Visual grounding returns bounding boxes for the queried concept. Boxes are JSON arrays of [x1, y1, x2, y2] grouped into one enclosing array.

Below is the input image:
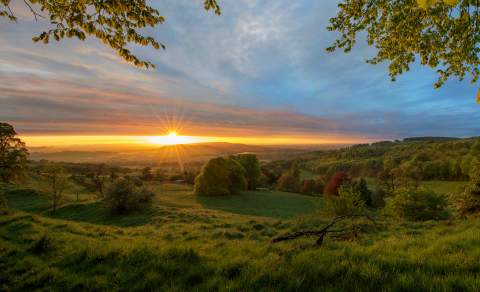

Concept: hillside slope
[[1, 183, 480, 291]]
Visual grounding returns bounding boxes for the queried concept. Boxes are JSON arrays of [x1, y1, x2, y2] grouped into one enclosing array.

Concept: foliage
[[42, 164, 69, 213], [0, 0, 220, 68], [260, 165, 282, 186], [301, 179, 315, 195], [183, 171, 197, 185], [300, 178, 324, 196], [104, 178, 154, 213], [0, 122, 29, 183], [385, 188, 449, 221], [194, 157, 247, 196], [325, 171, 351, 196], [89, 163, 108, 197], [276, 173, 301, 193], [350, 178, 373, 206], [455, 170, 480, 215], [141, 167, 153, 181], [295, 138, 477, 182], [231, 154, 261, 190], [328, 0, 480, 88], [326, 183, 366, 216]]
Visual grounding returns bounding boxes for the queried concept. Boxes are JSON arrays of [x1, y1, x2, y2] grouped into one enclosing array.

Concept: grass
[[198, 190, 318, 219], [1, 181, 480, 291]]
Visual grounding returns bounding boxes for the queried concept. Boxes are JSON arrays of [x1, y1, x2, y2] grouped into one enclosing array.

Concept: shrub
[[326, 184, 366, 216], [276, 173, 301, 193], [385, 188, 449, 221], [104, 178, 155, 213], [194, 157, 247, 196], [455, 172, 480, 215], [350, 178, 373, 206], [325, 172, 350, 196]]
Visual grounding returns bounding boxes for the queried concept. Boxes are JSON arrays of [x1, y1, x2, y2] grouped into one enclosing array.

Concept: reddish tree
[[301, 179, 315, 195], [325, 172, 351, 196]]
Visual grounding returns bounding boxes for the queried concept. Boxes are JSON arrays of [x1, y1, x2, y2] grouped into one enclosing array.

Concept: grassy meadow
[[1, 179, 480, 291]]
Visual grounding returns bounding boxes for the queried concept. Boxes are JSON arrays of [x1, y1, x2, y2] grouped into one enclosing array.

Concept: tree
[[455, 168, 480, 215], [42, 164, 68, 213], [312, 177, 326, 195], [0, 0, 220, 68], [350, 178, 373, 206], [325, 172, 351, 196], [104, 178, 154, 214], [290, 161, 301, 179], [91, 163, 107, 197], [141, 167, 153, 181], [0, 122, 29, 183], [326, 184, 366, 216], [328, 0, 480, 88], [301, 179, 315, 195], [276, 173, 301, 193], [231, 154, 261, 190], [385, 188, 449, 221], [194, 157, 247, 196]]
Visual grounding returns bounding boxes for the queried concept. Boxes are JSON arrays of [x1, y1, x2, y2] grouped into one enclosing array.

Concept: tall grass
[[1, 182, 479, 291]]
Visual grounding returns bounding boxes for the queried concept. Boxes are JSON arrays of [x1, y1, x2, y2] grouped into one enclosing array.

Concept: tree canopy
[[0, 0, 220, 68], [0, 122, 28, 183], [328, 0, 480, 88], [194, 157, 247, 196]]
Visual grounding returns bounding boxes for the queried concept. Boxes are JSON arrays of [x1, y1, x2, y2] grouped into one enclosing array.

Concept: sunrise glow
[[148, 132, 200, 145]]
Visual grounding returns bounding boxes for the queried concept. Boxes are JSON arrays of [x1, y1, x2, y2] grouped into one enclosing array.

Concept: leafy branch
[[0, 0, 221, 68]]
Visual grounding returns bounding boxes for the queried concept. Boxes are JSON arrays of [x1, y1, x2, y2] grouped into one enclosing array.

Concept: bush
[[455, 173, 480, 215], [325, 172, 350, 196], [385, 188, 449, 221], [194, 157, 247, 196], [104, 178, 155, 213], [276, 173, 301, 193], [326, 184, 366, 216], [350, 178, 373, 206]]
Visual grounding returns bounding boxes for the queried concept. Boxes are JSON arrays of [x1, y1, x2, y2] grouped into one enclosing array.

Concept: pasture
[[1, 181, 480, 291]]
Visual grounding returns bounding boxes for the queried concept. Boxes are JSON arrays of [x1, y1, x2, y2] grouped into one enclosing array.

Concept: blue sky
[[0, 0, 479, 143]]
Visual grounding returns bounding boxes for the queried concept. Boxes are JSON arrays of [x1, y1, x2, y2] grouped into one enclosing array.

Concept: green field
[[1, 182, 480, 291]]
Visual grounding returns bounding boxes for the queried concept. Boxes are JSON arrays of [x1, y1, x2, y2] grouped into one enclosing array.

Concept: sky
[[1, 0, 479, 146]]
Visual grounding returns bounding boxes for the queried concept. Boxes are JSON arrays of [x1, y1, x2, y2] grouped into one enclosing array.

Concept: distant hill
[[402, 137, 460, 142], [265, 136, 480, 181], [29, 142, 316, 166]]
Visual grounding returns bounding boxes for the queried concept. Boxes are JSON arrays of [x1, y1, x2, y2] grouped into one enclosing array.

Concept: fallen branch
[[271, 214, 377, 246]]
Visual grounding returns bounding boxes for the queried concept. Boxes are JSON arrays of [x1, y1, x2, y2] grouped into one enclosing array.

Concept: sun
[[148, 131, 197, 145]]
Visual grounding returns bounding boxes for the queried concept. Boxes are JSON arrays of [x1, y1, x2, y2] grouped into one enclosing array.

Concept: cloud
[[1, 0, 479, 141]]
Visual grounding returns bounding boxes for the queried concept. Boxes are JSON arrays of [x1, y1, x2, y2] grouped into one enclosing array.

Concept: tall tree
[[42, 164, 68, 213], [0, 0, 220, 68], [231, 154, 261, 190], [327, 0, 480, 88], [0, 122, 28, 183]]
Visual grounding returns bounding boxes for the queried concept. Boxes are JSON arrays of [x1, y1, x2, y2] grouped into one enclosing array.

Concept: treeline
[[266, 137, 480, 182]]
